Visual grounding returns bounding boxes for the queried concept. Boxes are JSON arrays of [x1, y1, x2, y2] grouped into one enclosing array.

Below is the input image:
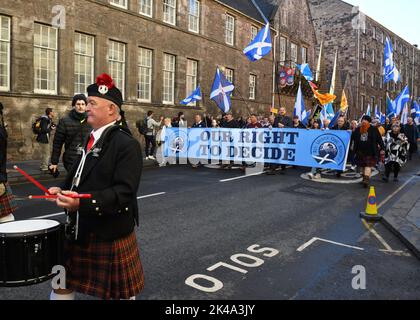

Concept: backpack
[[32, 117, 43, 135], [136, 118, 148, 136]]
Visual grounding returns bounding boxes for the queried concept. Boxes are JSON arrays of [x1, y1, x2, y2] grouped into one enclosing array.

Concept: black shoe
[[382, 176, 389, 183]]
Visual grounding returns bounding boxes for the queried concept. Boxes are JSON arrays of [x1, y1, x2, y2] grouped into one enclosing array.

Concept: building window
[[251, 26, 258, 41], [372, 49, 376, 63], [361, 95, 365, 111], [163, 0, 176, 25], [371, 97, 375, 108], [301, 46, 308, 64], [380, 75, 383, 89], [188, 0, 200, 33], [108, 40, 126, 98], [371, 73, 375, 87], [291, 42, 298, 64], [34, 23, 58, 95], [279, 36, 287, 65], [225, 14, 235, 46], [225, 67, 234, 84], [139, 0, 153, 17], [362, 44, 367, 59], [137, 47, 152, 102], [0, 15, 10, 91], [281, 9, 288, 26], [372, 27, 376, 40], [163, 53, 175, 104], [186, 59, 198, 105], [249, 74, 256, 100], [109, 0, 127, 9], [361, 70, 366, 84], [74, 33, 94, 94]]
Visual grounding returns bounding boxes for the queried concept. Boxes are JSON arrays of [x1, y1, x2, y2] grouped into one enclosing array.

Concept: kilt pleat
[[64, 231, 145, 300], [0, 183, 18, 218]]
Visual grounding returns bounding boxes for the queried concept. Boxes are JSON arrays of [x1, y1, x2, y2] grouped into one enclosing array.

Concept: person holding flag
[[403, 116, 420, 160]]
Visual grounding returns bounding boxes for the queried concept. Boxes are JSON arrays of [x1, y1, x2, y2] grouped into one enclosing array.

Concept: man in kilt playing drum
[[0, 102, 18, 224], [48, 74, 144, 300]]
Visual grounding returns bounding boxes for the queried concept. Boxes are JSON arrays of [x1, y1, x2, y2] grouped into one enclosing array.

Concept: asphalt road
[[1, 159, 419, 300]]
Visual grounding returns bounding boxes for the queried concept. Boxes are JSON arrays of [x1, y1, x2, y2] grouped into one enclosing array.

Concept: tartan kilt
[[64, 231, 145, 300], [356, 153, 378, 168], [0, 183, 18, 218]]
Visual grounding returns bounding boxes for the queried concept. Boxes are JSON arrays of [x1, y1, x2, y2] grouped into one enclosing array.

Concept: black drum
[[0, 219, 64, 287]]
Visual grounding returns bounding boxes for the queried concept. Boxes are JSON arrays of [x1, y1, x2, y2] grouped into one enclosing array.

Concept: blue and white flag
[[394, 86, 410, 116], [384, 37, 401, 84], [295, 63, 314, 82], [411, 101, 420, 125], [302, 110, 311, 127], [180, 85, 202, 105], [210, 68, 235, 113], [380, 113, 387, 125], [366, 104, 372, 117], [386, 93, 396, 118], [328, 110, 344, 129], [293, 82, 305, 121], [320, 107, 329, 128], [325, 103, 335, 120], [401, 104, 409, 125], [243, 23, 272, 62], [374, 105, 381, 119]]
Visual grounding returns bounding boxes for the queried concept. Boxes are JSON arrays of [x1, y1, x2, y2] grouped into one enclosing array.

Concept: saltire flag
[[380, 113, 387, 125], [366, 104, 371, 117], [293, 82, 305, 120], [328, 110, 343, 129], [243, 23, 272, 62], [302, 110, 312, 127], [384, 37, 401, 84], [180, 85, 202, 105], [320, 106, 331, 129], [311, 86, 336, 105], [210, 68, 235, 113], [411, 100, 420, 125], [401, 103, 409, 125], [296, 63, 314, 82], [374, 105, 381, 120], [394, 86, 410, 116], [386, 93, 396, 118], [325, 103, 335, 120]]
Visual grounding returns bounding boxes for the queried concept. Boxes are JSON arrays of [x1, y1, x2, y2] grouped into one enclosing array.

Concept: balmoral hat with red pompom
[[87, 73, 123, 108]]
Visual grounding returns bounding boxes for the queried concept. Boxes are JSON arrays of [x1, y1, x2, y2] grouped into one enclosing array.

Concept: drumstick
[[29, 194, 92, 200], [13, 166, 51, 194]]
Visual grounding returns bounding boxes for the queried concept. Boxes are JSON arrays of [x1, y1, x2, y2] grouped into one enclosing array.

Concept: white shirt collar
[[90, 121, 116, 145]]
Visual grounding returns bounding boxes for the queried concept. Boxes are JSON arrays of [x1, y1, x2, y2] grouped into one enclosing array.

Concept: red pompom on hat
[[87, 73, 123, 108]]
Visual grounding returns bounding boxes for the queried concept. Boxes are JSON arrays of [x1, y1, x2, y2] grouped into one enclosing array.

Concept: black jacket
[[63, 125, 143, 242], [352, 126, 385, 158], [36, 116, 54, 144], [0, 125, 7, 183], [221, 119, 239, 128], [274, 115, 293, 128], [332, 122, 350, 131], [51, 109, 92, 171], [192, 121, 207, 128]]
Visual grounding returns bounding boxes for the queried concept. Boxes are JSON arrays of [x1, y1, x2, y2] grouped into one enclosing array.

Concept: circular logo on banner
[[310, 134, 347, 167], [368, 196, 377, 205], [167, 129, 188, 154]]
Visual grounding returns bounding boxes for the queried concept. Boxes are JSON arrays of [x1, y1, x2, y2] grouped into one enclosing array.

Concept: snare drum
[[0, 219, 64, 287]]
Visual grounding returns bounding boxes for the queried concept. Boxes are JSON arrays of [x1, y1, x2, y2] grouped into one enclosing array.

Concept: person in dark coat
[[0, 103, 17, 223], [351, 115, 385, 188], [221, 113, 239, 129], [191, 114, 207, 128], [292, 116, 306, 129], [36, 108, 56, 172], [48, 74, 144, 300], [50, 94, 92, 173], [268, 107, 292, 175], [403, 117, 419, 160]]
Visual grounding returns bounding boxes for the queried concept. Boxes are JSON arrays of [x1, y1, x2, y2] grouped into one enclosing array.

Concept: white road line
[[361, 219, 393, 251], [30, 192, 166, 219], [137, 192, 166, 200], [297, 237, 365, 252], [379, 249, 411, 257], [220, 172, 264, 182], [377, 176, 416, 210]]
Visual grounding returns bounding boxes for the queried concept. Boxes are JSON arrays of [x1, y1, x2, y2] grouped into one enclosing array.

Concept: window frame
[[109, 0, 128, 9], [249, 74, 256, 100], [186, 58, 198, 106], [0, 15, 11, 92], [163, 0, 177, 26], [74, 32, 95, 95], [188, 0, 200, 33], [225, 14, 235, 46], [137, 47, 153, 103], [108, 39, 126, 99], [162, 53, 176, 105], [139, 0, 153, 17]]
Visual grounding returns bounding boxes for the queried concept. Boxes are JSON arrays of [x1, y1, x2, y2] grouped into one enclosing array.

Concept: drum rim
[[0, 219, 63, 237]]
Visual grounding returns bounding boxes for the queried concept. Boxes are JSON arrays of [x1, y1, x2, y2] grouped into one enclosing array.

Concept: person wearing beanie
[[47, 74, 144, 300], [50, 94, 92, 172], [351, 115, 385, 188]]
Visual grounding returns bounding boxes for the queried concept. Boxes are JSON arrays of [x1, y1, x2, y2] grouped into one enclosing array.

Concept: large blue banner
[[163, 128, 351, 171]]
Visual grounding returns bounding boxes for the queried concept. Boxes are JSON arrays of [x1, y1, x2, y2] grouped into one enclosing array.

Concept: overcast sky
[[344, 0, 419, 46]]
